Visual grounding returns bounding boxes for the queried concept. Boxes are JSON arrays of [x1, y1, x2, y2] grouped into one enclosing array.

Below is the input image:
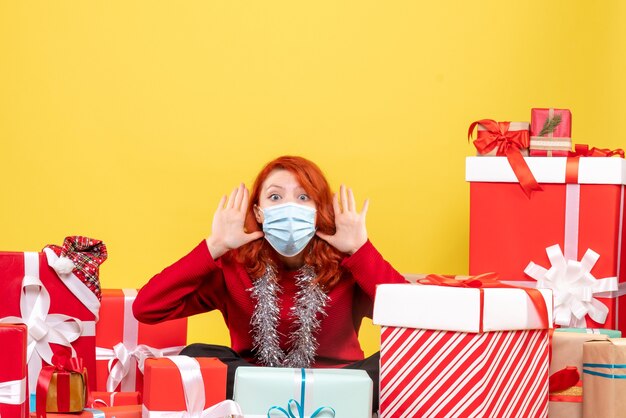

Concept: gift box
[[468, 119, 540, 198], [373, 277, 553, 418], [549, 330, 618, 418], [558, 328, 622, 338], [0, 324, 28, 418], [467, 155, 626, 332], [0, 238, 106, 400], [89, 392, 141, 408], [30, 405, 142, 418], [143, 356, 239, 418], [469, 120, 530, 156], [233, 367, 372, 418], [95, 289, 186, 393], [35, 357, 88, 417], [529, 108, 572, 156], [582, 338, 626, 418]]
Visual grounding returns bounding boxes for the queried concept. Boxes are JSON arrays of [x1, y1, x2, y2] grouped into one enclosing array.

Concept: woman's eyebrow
[[265, 184, 285, 190]]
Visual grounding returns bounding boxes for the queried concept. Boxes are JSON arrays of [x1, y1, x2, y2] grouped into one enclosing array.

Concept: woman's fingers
[[347, 187, 356, 212], [226, 186, 238, 209], [361, 198, 369, 219], [216, 195, 227, 212], [241, 186, 250, 212], [233, 183, 245, 210], [340, 184, 348, 213]]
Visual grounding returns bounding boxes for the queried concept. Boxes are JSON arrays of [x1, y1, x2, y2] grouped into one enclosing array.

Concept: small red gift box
[[530, 108, 572, 156], [95, 289, 187, 393], [0, 324, 28, 418], [373, 278, 552, 418], [0, 239, 104, 401], [89, 392, 141, 408], [30, 405, 141, 418], [467, 155, 626, 332], [143, 357, 240, 418]]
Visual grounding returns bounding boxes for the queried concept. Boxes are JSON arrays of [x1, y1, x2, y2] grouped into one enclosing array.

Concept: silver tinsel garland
[[249, 264, 329, 368]]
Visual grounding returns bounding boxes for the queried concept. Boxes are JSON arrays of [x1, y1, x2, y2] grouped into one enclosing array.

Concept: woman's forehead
[[262, 169, 304, 190]]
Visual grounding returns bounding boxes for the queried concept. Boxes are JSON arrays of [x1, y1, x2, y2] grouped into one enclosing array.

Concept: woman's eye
[[269, 194, 281, 201], [298, 194, 310, 201]]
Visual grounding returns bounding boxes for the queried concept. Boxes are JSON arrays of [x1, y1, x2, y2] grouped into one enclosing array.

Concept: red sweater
[[133, 240, 406, 367]]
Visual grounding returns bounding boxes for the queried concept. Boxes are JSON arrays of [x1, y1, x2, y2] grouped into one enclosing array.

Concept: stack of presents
[[1, 108, 626, 418]]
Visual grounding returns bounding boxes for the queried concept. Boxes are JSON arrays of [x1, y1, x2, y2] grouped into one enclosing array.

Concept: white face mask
[[260, 202, 317, 257]]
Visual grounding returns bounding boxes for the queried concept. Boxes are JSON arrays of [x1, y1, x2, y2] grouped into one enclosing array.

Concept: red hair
[[235, 156, 344, 289]]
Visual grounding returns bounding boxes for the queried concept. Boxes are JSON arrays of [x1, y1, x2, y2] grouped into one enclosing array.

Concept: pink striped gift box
[[373, 282, 553, 418]]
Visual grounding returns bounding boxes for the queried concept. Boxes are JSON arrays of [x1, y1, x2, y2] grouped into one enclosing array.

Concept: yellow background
[[1, 1, 625, 356]]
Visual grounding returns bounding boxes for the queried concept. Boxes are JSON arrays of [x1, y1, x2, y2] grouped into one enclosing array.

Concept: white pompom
[[53, 256, 75, 274]]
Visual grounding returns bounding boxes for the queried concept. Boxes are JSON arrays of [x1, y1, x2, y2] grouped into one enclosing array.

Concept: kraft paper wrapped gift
[[548, 330, 620, 418], [467, 155, 626, 332], [143, 356, 240, 418], [30, 405, 142, 418], [529, 108, 572, 156], [373, 278, 553, 418], [0, 237, 106, 401], [95, 289, 186, 393], [582, 338, 626, 418], [89, 392, 141, 408], [0, 324, 28, 418], [233, 367, 372, 418]]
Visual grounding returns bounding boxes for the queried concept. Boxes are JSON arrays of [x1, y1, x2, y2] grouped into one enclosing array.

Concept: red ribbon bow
[[36, 355, 89, 418], [419, 272, 550, 332], [549, 366, 580, 394], [569, 144, 625, 158], [565, 144, 625, 184], [468, 120, 542, 198]]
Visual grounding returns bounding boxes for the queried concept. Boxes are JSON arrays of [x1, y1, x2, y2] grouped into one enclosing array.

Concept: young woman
[[133, 155, 406, 411]]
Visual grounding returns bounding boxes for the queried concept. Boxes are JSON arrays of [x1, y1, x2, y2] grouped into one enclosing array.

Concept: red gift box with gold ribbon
[[95, 289, 187, 394], [467, 149, 626, 333], [0, 324, 28, 418]]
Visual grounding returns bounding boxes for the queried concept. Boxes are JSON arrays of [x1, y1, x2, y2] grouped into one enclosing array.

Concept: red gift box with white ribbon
[[143, 356, 240, 418], [373, 277, 553, 418], [95, 289, 187, 393], [0, 324, 28, 418], [467, 152, 626, 332], [0, 241, 103, 403]]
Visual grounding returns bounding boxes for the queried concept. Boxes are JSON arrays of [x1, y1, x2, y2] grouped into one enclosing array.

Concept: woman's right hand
[[206, 183, 264, 259]]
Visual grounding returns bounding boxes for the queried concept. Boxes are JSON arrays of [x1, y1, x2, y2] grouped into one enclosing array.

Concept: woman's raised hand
[[206, 183, 264, 259], [316, 185, 369, 255]]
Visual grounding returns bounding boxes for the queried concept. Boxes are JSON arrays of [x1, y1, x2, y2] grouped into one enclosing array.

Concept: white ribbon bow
[[0, 378, 26, 405], [143, 356, 243, 418], [525, 244, 618, 328], [96, 343, 185, 392], [0, 252, 84, 393]]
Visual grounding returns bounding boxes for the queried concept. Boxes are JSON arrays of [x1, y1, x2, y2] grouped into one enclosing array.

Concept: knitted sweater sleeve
[[133, 240, 227, 324], [340, 239, 406, 301]]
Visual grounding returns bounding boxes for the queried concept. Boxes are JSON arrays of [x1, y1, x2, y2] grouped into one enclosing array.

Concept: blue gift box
[[233, 367, 372, 418]]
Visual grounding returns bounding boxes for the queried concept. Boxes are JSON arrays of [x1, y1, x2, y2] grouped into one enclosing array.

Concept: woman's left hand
[[316, 185, 369, 255]]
